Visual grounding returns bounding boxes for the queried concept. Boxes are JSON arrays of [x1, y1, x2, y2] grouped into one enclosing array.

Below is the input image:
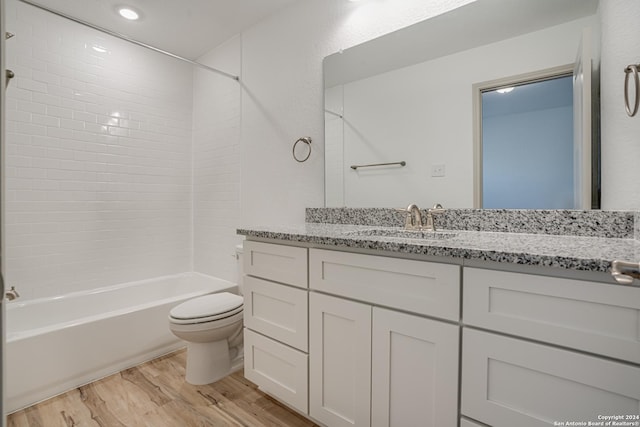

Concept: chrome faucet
[[399, 203, 445, 231], [404, 204, 423, 230], [424, 203, 445, 231], [5, 286, 20, 301]]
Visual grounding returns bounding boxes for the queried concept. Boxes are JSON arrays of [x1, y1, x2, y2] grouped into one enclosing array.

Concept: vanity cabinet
[[461, 268, 640, 427], [242, 241, 309, 414], [241, 239, 640, 427], [309, 249, 460, 427]]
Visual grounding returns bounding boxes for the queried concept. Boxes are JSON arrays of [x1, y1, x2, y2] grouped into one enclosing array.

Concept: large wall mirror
[[324, 0, 600, 209]]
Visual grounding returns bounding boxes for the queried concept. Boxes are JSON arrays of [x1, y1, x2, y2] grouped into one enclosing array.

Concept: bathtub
[[5, 272, 238, 413]]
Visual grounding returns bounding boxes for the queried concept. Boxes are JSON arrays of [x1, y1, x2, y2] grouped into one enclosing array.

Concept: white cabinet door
[[462, 328, 640, 427], [310, 292, 372, 427], [371, 308, 459, 427]]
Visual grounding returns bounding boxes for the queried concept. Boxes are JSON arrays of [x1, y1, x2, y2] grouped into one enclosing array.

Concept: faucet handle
[[428, 203, 445, 214], [424, 203, 445, 231], [5, 286, 20, 301], [395, 207, 413, 229]]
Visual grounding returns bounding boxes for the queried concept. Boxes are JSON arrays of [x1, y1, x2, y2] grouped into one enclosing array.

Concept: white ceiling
[[23, 0, 300, 60]]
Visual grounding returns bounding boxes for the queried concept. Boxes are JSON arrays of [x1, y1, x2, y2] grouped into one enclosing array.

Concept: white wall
[[239, 0, 476, 226], [182, 0, 478, 280], [4, 0, 194, 299], [237, 0, 640, 215], [329, 17, 592, 208], [192, 36, 242, 281], [324, 85, 344, 207], [600, 0, 640, 210]]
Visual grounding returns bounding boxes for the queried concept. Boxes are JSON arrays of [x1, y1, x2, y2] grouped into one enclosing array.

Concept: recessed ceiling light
[[118, 7, 139, 20], [92, 45, 107, 53]]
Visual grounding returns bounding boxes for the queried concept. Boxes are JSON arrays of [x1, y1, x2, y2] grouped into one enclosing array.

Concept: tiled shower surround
[[4, 1, 239, 299]]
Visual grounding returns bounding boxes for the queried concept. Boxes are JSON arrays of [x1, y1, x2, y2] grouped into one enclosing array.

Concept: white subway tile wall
[[5, 0, 195, 299]]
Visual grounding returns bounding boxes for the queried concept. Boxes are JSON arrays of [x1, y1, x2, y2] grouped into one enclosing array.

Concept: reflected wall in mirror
[[324, 0, 600, 209]]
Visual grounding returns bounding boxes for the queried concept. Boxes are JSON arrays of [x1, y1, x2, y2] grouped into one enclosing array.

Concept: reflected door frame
[[472, 64, 577, 208]]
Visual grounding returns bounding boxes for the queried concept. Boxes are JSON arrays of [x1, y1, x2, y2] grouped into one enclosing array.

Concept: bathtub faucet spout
[[5, 286, 20, 301]]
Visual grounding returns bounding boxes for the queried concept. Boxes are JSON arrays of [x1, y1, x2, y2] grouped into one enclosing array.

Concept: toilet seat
[[169, 292, 243, 325]]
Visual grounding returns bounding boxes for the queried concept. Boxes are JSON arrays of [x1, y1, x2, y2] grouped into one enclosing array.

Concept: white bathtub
[[5, 272, 238, 413]]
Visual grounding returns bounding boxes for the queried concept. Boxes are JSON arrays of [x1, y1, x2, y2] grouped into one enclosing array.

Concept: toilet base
[[185, 340, 231, 385]]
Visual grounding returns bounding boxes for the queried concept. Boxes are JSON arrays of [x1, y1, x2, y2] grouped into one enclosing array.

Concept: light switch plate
[[431, 164, 446, 177]]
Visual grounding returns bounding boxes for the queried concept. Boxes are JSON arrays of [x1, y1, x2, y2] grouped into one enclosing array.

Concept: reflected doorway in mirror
[[473, 59, 600, 210]]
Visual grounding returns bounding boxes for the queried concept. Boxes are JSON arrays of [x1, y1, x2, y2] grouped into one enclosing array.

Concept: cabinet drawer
[[461, 328, 640, 427], [244, 276, 308, 352], [310, 249, 460, 321], [463, 268, 640, 363], [244, 241, 308, 288], [460, 418, 488, 427], [244, 329, 308, 414]]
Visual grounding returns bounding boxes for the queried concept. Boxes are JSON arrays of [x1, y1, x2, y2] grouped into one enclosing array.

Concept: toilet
[[168, 246, 245, 385]]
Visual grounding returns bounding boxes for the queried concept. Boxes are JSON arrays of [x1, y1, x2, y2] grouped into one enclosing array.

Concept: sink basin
[[345, 228, 457, 240]]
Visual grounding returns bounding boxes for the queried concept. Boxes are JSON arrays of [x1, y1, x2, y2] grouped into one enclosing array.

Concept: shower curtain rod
[[16, 0, 240, 81]]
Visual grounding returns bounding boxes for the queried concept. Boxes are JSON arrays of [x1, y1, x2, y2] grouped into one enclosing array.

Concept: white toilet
[[168, 246, 245, 385]]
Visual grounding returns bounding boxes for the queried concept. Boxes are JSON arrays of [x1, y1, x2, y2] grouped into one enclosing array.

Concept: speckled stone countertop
[[237, 222, 640, 273], [306, 208, 637, 239]]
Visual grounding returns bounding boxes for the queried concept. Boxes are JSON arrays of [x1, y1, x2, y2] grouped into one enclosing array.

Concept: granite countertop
[[237, 223, 640, 273]]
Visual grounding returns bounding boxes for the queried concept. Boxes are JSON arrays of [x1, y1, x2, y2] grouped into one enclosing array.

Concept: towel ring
[[293, 137, 312, 162], [624, 64, 639, 117]]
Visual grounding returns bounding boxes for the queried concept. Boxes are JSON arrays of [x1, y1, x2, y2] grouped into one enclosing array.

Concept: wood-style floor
[[7, 350, 318, 427]]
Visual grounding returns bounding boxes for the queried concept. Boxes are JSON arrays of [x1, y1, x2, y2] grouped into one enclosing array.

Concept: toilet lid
[[170, 292, 243, 320]]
